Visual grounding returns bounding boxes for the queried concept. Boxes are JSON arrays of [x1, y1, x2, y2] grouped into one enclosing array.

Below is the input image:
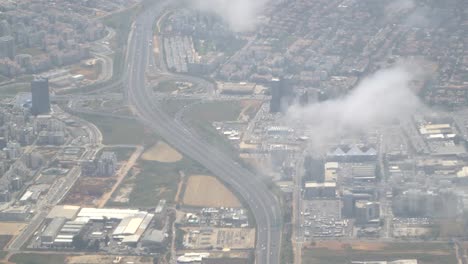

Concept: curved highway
[[125, 2, 283, 264]]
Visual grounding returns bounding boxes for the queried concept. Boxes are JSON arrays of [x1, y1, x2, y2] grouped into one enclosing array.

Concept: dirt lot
[[0, 222, 26, 236], [183, 175, 241, 208], [63, 177, 115, 206], [308, 240, 386, 251], [238, 100, 262, 121], [67, 255, 153, 264], [141, 141, 182, 163], [182, 227, 255, 250]]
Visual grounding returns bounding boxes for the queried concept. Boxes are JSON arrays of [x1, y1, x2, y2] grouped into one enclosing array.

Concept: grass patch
[[183, 101, 242, 159], [0, 235, 12, 249], [302, 242, 457, 264], [77, 113, 156, 145], [0, 83, 30, 96], [153, 80, 179, 93], [159, 99, 199, 117], [9, 253, 67, 264]]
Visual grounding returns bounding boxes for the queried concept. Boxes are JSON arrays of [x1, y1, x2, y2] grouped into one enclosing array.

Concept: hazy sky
[[190, 0, 269, 32]]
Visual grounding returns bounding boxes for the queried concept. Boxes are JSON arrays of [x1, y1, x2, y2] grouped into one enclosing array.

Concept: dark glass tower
[[31, 77, 50, 115]]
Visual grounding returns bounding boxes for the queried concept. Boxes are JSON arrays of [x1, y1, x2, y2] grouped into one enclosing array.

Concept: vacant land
[[78, 113, 155, 145], [185, 101, 242, 123], [141, 141, 183, 163], [9, 253, 67, 264], [110, 158, 208, 208], [0, 222, 25, 236], [238, 100, 262, 121], [183, 175, 241, 208], [159, 98, 199, 117], [64, 177, 115, 206], [183, 101, 242, 159], [68, 255, 153, 264], [303, 241, 457, 264]]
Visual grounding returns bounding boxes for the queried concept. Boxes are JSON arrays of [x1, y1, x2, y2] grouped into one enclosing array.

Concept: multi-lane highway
[[125, 2, 283, 263]]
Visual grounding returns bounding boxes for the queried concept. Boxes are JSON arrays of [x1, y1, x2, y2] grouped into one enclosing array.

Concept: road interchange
[[125, 2, 283, 263]]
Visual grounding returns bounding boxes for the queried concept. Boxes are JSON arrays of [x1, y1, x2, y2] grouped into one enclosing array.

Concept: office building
[[269, 77, 294, 113], [0, 36, 15, 59], [31, 77, 50, 115]]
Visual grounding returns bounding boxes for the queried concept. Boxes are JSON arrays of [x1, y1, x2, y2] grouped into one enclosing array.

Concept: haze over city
[[0, 0, 465, 264]]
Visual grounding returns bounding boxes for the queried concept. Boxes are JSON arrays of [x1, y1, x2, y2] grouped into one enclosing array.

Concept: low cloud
[[286, 64, 426, 149]]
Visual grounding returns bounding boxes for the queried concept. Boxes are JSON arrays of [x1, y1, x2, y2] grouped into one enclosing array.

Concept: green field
[[183, 101, 242, 159], [302, 242, 457, 264], [159, 99, 199, 117], [9, 253, 66, 264], [78, 113, 156, 145]]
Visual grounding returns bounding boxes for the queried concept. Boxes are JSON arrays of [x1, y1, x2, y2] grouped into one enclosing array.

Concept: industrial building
[[39, 206, 158, 249], [218, 82, 256, 95], [327, 145, 377, 162], [31, 77, 50, 115], [41, 217, 67, 244], [177, 252, 210, 263], [0, 205, 31, 221], [354, 201, 380, 225], [351, 164, 377, 182], [112, 211, 154, 245]]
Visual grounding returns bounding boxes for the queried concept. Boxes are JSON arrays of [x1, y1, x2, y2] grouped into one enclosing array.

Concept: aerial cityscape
[[0, 0, 466, 263]]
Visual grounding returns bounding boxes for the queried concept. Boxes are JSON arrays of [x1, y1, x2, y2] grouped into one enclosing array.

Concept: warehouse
[[41, 217, 66, 244], [77, 208, 142, 220], [113, 212, 154, 245]]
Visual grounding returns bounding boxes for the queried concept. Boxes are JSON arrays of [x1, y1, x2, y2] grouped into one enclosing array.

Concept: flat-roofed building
[[41, 217, 66, 244], [47, 205, 80, 220], [304, 182, 336, 199]]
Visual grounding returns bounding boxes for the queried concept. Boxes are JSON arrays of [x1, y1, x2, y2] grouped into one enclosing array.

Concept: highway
[[125, 2, 283, 264]]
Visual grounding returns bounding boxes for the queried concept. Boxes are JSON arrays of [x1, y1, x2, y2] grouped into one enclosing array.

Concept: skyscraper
[[269, 78, 282, 113], [0, 35, 15, 59], [269, 76, 294, 113], [31, 77, 50, 115]]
